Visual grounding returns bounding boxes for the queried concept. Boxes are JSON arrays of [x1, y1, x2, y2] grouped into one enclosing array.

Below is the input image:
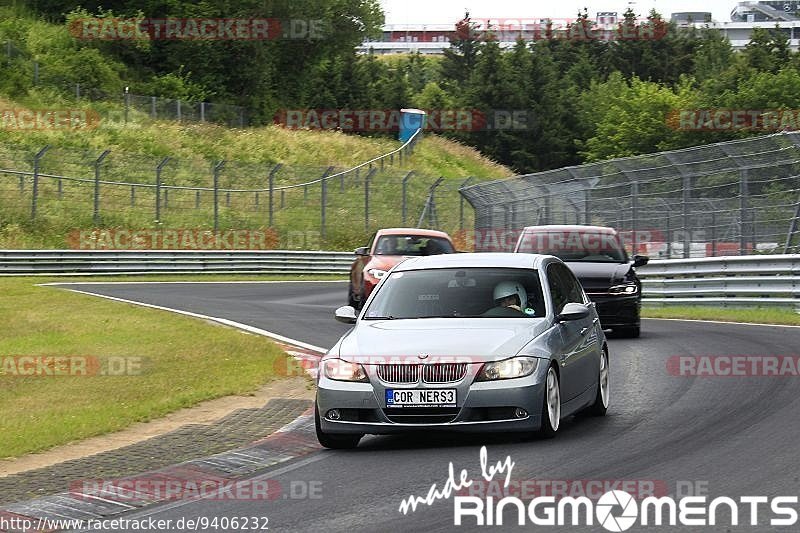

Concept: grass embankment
[[0, 276, 313, 459], [0, 91, 511, 250], [642, 306, 800, 326]]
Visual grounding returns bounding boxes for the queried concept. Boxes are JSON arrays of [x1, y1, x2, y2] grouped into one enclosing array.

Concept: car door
[[351, 232, 377, 300], [548, 263, 595, 401], [559, 263, 601, 398]]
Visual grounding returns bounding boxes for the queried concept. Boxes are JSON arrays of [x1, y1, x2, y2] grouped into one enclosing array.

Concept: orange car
[[348, 228, 456, 309]]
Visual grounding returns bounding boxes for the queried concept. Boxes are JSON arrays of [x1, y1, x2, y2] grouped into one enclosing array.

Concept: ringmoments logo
[[396, 448, 800, 529]]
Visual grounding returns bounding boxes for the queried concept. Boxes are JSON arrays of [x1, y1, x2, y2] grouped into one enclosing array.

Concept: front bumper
[[316, 362, 548, 435], [588, 294, 641, 329]]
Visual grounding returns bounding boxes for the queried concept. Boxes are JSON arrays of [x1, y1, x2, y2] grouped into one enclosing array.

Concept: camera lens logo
[[596, 490, 638, 532]]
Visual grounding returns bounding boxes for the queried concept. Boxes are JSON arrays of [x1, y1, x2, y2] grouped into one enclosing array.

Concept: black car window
[[517, 230, 628, 263], [547, 263, 569, 314], [557, 263, 586, 304]]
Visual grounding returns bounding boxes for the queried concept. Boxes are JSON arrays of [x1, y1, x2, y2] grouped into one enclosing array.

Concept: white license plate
[[385, 388, 456, 407]]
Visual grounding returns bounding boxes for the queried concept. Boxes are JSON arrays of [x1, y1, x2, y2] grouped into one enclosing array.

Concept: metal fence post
[[320, 166, 334, 240], [631, 180, 639, 253], [123, 87, 129, 123], [268, 164, 281, 226], [130, 185, 135, 207], [402, 171, 415, 225], [459, 177, 474, 230], [212, 160, 226, 231], [200, 102, 205, 122], [364, 168, 377, 232], [682, 175, 692, 258], [155, 157, 169, 224], [151, 96, 157, 119], [739, 169, 749, 255], [784, 192, 800, 254], [30, 145, 50, 220], [93, 150, 110, 224]]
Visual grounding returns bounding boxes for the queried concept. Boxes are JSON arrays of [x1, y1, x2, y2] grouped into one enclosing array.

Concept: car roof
[[520, 224, 618, 234], [375, 227, 452, 240], [394, 252, 553, 271]]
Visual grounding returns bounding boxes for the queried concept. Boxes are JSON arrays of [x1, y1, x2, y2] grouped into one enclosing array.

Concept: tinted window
[[547, 263, 569, 314], [547, 263, 584, 314], [517, 230, 627, 263], [557, 263, 586, 304], [363, 268, 545, 319], [374, 235, 455, 256]]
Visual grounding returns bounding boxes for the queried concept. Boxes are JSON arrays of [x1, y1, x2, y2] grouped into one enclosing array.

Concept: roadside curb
[[0, 406, 319, 532]]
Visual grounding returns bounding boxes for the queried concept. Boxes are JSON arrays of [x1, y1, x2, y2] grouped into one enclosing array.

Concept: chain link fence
[[2, 39, 252, 127], [460, 132, 800, 258], [0, 130, 478, 249]]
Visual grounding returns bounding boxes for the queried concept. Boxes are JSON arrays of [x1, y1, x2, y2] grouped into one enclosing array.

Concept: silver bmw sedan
[[315, 252, 609, 449]]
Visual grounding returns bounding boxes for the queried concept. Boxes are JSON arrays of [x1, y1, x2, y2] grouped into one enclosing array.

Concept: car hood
[[564, 261, 632, 291], [366, 255, 408, 271], [335, 318, 551, 363]]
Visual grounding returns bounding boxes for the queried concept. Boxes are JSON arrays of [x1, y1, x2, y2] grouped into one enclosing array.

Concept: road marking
[[40, 280, 347, 285], [644, 317, 800, 329], [50, 287, 328, 353]]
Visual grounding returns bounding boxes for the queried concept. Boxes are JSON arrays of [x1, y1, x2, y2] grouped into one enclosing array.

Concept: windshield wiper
[[362, 315, 397, 320]]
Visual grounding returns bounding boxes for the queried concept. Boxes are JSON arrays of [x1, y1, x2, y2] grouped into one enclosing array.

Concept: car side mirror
[[632, 255, 649, 268], [334, 305, 358, 324], [354, 246, 369, 256], [557, 302, 590, 322]]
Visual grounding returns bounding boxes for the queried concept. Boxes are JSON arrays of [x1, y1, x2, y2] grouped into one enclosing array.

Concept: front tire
[[315, 404, 362, 449], [587, 349, 609, 416], [538, 365, 561, 438]]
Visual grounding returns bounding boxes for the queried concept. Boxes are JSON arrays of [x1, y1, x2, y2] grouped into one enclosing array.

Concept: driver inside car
[[483, 281, 531, 317]]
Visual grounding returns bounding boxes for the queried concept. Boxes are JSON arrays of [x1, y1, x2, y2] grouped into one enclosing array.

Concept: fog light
[[327, 409, 341, 420], [515, 408, 528, 419]]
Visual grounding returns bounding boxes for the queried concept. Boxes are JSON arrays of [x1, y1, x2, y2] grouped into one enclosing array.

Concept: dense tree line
[[8, 3, 800, 171]]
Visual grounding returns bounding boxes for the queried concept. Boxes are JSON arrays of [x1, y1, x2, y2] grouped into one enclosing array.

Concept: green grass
[[0, 103, 510, 250], [0, 276, 308, 459], [642, 305, 800, 326]]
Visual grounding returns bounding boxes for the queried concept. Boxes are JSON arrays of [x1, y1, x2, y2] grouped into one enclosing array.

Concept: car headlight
[[609, 283, 638, 295], [477, 357, 539, 381], [322, 359, 369, 382], [366, 268, 388, 279]]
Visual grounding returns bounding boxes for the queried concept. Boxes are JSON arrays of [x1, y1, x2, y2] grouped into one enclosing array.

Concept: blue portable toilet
[[399, 108, 427, 142]]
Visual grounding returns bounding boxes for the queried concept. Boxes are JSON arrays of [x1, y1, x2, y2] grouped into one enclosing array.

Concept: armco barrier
[[0, 250, 354, 275], [0, 251, 798, 310], [638, 254, 800, 309]]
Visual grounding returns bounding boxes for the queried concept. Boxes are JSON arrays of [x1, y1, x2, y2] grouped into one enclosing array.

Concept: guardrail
[[0, 250, 354, 276], [1, 251, 798, 310], [638, 255, 800, 310]]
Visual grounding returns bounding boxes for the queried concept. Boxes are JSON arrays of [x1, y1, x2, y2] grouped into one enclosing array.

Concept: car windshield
[[363, 267, 545, 319], [373, 235, 455, 256], [517, 231, 628, 263]]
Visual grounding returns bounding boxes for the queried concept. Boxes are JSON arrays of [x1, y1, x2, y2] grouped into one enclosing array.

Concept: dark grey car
[[315, 253, 609, 449]]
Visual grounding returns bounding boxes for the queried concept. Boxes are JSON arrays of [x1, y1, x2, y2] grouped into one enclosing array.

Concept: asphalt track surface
[[52, 282, 800, 532]]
